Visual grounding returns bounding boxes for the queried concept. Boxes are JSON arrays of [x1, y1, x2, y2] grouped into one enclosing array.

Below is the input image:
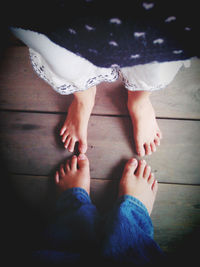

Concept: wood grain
[[1, 45, 200, 258], [0, 111, 200, 184]]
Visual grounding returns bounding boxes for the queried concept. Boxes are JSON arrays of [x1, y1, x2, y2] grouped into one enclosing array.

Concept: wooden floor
[[0, 44, 200, 256]]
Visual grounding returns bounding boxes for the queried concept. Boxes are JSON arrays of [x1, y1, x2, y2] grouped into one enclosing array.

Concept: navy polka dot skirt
[[7, 0, 200, 94]]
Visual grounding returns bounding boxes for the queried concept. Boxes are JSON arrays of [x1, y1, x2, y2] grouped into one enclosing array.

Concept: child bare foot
[[55, 154, 90, 195], [128, 91, 162, 157], [60, 86, 96, 153], [119, 158, 158, 215]]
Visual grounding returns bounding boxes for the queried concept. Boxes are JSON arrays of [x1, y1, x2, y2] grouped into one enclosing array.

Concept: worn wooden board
[[0, 111, 200, 184], [1, 42, 199, 262], [0, 47, 73, 112], [0, 47, 200, 119], [9, 174, 200, 253]]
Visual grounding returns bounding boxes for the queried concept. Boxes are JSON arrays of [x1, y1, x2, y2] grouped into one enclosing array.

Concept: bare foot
[[119, 158, 158, 215], [60, 86, 96, 153], [128, 91, 162, 157], [55, 154, 90, 195]]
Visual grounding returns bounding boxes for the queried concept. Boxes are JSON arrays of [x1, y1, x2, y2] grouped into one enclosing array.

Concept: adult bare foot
[[60, 86, 96, 153], [127, 91, 162, 157], [55, 154, 90, 195], [119, 158, 158, 215]]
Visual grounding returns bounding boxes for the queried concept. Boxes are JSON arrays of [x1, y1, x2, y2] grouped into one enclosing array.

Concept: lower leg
[[127, 90, 162, 157], [60, 86, 96, 153]]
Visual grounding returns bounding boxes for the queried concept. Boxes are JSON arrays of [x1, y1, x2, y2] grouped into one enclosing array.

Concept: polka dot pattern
[[11, 0, 199, 67]]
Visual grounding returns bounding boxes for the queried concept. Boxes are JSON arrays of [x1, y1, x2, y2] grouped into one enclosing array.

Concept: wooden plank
[[0, 47, 200, 119], [9, 174, 200, 253], [0, 111, 200, 184], [0, 47, 73, 112], [152, 183, 200, 253], [151, 58, 200, 119]]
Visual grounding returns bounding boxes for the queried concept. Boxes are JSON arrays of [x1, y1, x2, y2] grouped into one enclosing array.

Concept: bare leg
[[60, 86, 96, 153], [127, 91, 162, 157], [119, 158, 158, 215]]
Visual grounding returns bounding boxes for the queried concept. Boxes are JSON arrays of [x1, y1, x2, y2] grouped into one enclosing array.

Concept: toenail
[[78, 154, 87, 160], [138, 150, 144, 157], [130, 158, 137, 165]]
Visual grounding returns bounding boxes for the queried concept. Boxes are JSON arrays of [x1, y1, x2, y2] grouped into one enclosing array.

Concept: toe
[[68, 138, 76, 152], [152, 179, 158, 194], [135, 159, 146, 176], [144, 143, 152, 155], [65, 159, 71, 172], [79, 139, 87, 154], [64, 136, 71, 149], [62, 131, 69, 143], [148, 173, 155, 186], [136, 142, 145, 157], [157, 129, 163, 139], [59, 164, 65, 178], [123, 158, 138, 175], [143, 165, 151, 179], [154, 136, 160, 146], [77, 154, 89, 169], [60, 125, 67, 136], [71, 155, 77, 171], [150, 142, 156, 153], [55, 171, 60, 184]]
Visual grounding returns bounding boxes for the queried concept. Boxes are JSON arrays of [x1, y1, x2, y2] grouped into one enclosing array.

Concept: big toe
[[136, 142, 145, 157], [78, 139, 87, 154], [77, 153, 89, 169], [123, 158, 138, 175]]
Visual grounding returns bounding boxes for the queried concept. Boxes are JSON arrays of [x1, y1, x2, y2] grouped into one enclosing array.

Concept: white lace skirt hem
[[12, 27, 191, 95], [29, 48, 120, 95]]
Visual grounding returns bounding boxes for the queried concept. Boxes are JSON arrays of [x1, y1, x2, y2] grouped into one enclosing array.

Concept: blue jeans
[[33, 188, 164, 266]]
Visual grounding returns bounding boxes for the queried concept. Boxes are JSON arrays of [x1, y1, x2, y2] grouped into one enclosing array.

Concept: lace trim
[[29, 48, 120, 95], [122, 72, 165, 92], [29, 48, 166, 93]]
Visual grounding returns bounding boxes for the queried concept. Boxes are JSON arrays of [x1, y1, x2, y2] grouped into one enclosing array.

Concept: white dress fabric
[[11, 27, 190, 95]]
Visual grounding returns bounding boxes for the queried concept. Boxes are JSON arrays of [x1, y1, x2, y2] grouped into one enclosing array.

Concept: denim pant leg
[[34, 188, 100, 265], [102, 195, 164, 265]]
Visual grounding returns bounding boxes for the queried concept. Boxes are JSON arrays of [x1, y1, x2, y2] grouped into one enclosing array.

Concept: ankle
[[127, 90, 151, 112], [74, 86, 96, 105]]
